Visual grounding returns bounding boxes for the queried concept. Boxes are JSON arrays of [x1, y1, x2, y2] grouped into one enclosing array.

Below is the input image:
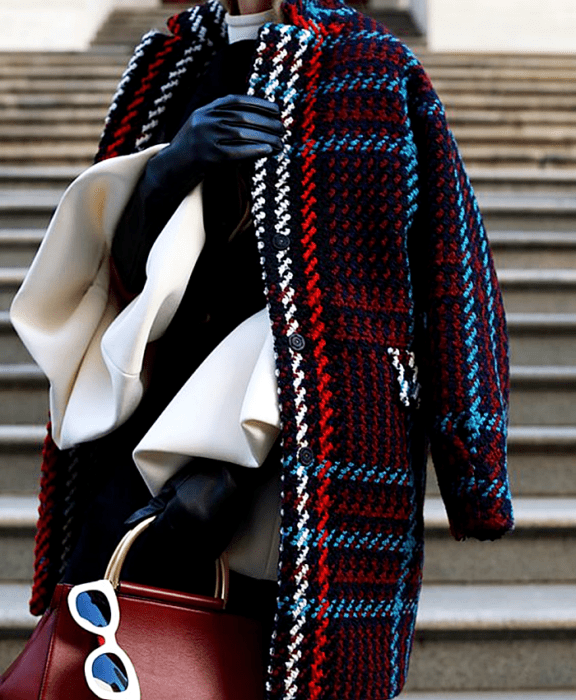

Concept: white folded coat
[[10, 146, 282, 580]]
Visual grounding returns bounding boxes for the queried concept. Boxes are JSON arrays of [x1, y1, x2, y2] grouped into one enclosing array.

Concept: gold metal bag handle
[[104, 515, 229, 606]]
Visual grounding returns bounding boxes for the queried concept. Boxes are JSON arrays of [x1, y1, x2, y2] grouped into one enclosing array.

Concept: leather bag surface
[[0, 525, 265, 700]]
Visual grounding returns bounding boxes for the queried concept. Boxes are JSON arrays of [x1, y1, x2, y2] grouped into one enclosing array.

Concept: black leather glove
[[125, 457, 246, 560], [149, 94, 284, 191], [112, 95, 284, 297]]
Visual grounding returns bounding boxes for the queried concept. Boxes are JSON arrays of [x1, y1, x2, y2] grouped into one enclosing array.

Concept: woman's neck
[[236, 0, 273, 15]]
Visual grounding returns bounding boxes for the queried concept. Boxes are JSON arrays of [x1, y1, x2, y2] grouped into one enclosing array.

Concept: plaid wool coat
[[31, 0, 514, 697]]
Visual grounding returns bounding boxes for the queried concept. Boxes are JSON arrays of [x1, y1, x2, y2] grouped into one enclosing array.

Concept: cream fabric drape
[[11, 146, 282, 580]]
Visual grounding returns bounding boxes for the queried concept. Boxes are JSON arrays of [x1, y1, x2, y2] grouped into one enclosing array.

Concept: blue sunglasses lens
[[75, 590, 112, 628], [92, 653, 129, 693]]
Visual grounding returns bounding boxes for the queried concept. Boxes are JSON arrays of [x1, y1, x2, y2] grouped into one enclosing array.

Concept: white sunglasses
[[67, 579, 141, 700]]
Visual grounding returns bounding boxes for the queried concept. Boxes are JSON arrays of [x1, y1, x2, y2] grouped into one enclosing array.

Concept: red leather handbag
[[0, 517, 265, 700]]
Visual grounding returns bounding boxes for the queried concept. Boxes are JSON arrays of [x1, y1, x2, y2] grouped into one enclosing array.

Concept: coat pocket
[[387, 348, 421, 410]]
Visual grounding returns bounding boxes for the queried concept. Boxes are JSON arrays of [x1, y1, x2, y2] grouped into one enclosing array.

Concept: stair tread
[[469, 168, 576, 182], [498, 269, 576, 283], [403, 693, 576, 699], [0, 230, 44, 244], [509, 425, 576, 443], [489, 232, 576, 246], [425, 496, 576, 529], [0, 361, 571, 380], [0, 494, 37, 526], [507, 312, 576, 327], [2, 494, 574, 530], [478, 194, 576, 211], [510, 365, 576, 380], [417, 583, 576, 631], [0, 268, 26, 285], [1, 582, 574, 632], [0, 190, 63, 209], [0, 424, 45, 444], [0, 166, 82, 179], [0, 423, 570, 447], [0, 584, 35, 630]]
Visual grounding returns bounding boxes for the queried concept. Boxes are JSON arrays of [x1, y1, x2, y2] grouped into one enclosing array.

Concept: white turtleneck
[[224, 9, 276, 43]]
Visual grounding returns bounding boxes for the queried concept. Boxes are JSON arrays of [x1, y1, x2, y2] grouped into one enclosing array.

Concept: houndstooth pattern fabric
[[33, 0, 514, 698]]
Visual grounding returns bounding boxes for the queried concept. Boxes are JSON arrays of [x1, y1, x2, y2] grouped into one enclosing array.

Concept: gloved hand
[[112, 94, 284, 297], [146, 94, 284, 194], [124, 457, 246, 562]]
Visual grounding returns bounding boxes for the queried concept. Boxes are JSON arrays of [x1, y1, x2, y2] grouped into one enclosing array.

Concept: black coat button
[[272, 234, 290, 250], [299, 447, 314, 466], [288, 333, 306, 351]]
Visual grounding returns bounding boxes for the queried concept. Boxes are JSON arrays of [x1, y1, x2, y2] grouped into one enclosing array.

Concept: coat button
[[272, 234, 290, 250], [299, 447, 314, 466], [288, 333, 306, 351]]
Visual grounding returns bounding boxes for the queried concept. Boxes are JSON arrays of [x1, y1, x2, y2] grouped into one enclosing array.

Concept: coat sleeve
[[405, 58, 514, 541]]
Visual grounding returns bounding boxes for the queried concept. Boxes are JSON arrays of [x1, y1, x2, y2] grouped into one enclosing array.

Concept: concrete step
[[0, 351, 573, 428], [6, 142, 575, 171], [441, 93, 576, 112], [427, 426, 576, 498], [479, 194, 576, 231], [461, 145, 576, 170], [0, 311, 33, 363], [508, 313, 576, 366], [406, 583, 576, 692], [423, 497, 576, 584], [434, 79, 576, 96], [0, 364, 48, 424], [403, 694, 576, 700], [0, 495, 36, 582], [0, 230, 43, 267], [2, 495, 573, 584], [418, 52, 576, 69], [9, 190, 554, 231], [498, 269, 576, 313], [0, 189, 63, 210], [0, 109, 107, 126], [510, 365, 576, 426], [0, 268, 26, 309], [508, 425, 576, 497], [0, 124, 103, 141], [0, 79, 118, 94], [427, 67, 576, 82], [0, 52, 128, 67], [92, 5, 423, 48], [1, 581, 574, 689], [0, 583, 36, 674], [0, 143, 96, 167], [0, 424, 44, 495], [4, 265, 573, 321], [490, 232, 576, 269], [0, 168, 79, 191], [0, 65, 123, 79], [0, 191, 60, 228], [470, 169, 576, 195], [5, 124, 574, 148], [0, 94, 112, 110], [2, 416, 575, 497], [453, 111, 576, 130], [455, 125, 576, 145]]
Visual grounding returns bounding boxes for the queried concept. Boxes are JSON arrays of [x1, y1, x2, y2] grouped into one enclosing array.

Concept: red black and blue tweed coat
[[31, 0, 514, 697]]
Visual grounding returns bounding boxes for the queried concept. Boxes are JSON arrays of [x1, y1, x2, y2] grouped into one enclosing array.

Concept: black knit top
[[62, 39, 272, 591]]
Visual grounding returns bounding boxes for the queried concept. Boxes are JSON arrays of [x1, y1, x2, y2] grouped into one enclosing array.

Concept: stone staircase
[[91, 0, 424, 50], [0, 5, 575, 700]]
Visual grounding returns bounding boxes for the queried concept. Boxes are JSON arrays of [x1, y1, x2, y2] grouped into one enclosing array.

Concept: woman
[[11, 0, 514, 697]]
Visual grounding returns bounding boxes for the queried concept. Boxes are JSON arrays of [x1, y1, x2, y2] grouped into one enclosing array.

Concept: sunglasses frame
[[67, 579, 141, 700]]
